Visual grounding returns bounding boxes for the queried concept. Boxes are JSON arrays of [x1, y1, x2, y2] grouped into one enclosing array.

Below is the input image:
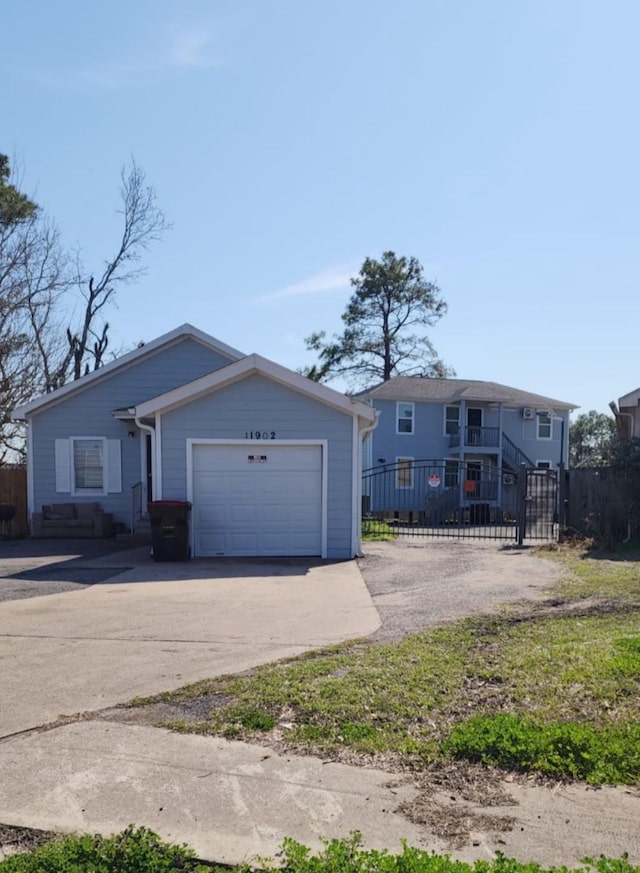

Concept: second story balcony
[[450, 426, 500, 449]]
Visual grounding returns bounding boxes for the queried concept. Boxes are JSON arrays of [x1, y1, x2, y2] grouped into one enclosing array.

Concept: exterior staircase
[[501, 432, 535, 473]]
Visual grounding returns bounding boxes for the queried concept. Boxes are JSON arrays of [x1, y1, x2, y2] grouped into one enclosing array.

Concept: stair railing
[[502, 433, 535, 470], [130, 481, 142, 534]]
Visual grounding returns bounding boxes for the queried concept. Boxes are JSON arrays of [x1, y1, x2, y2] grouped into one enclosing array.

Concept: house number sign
[[244, 431, 276, 439]]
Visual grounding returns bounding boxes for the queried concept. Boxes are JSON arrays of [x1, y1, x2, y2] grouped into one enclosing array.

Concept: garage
[[129, 353, 376, 559], [191, 442, 324, 557]]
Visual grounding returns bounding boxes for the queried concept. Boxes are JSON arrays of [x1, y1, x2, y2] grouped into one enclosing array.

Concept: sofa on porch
[[31, 502, 114, 538]]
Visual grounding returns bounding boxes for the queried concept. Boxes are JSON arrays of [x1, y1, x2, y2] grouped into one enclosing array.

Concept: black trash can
[[148, 500, 191, 561]]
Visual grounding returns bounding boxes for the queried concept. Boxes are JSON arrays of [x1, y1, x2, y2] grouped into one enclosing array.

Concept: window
[[444, 460, 459, 487], [55, 437, 122, 496], [537, 414, 552, 440], [72, 438, 105, 491], [396, 402, 414, 434], [396, 457, 414, 489], [444, 406, 460, 436]]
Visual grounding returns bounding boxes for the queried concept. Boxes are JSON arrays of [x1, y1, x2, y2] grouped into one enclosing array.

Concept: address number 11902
[[245, 431, 276, 439]]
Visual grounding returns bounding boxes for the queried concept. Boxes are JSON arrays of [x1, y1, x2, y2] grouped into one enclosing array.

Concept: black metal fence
[[362, 459, 559, 543]]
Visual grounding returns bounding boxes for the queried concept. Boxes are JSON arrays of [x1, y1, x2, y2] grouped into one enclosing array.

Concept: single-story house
[[13, 324, 377, 558]]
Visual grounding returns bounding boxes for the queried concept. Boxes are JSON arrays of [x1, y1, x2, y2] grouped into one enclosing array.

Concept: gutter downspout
[[135, 417, 156, 501], [356, 412, 380, 557]]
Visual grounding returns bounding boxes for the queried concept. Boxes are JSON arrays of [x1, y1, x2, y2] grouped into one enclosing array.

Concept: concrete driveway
[[0, 544, 380, 738]]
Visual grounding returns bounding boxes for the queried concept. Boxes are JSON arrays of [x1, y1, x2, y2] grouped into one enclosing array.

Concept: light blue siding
[[161, 374, 354, 558], [30, 338, 234, 522], [501, 408, 569, 466], [366, 399, 570, 511], [369, 400, 569, 468], [368, 400, 451, 464]]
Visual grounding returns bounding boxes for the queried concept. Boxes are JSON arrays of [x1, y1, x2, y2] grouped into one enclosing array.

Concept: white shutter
[[55, 439, 71, 493], [107, 440, 122, 493]]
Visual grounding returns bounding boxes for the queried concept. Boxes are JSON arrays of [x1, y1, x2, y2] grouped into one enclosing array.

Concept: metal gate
[[362, 459, 558, 543], [520, 466, 559, 543]]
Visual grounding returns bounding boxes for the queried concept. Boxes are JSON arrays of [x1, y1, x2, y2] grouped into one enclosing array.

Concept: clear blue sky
[[5, 0, 639, 416]]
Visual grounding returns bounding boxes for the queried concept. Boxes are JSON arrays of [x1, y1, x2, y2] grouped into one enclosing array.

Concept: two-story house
[[358, 377, 576, 525]]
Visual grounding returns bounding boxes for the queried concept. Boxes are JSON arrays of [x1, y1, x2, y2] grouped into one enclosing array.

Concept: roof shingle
[[355, 377, 576, 410]]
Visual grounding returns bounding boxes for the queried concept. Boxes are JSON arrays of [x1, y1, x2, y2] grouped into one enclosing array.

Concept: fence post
[[516, 463, 527, 545], [557, 462, 567, 537]]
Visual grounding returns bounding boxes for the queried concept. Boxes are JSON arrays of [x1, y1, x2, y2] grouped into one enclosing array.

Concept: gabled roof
[[13, 324, 245, 420], [134, 353, 377, 425], [356, 377, 577, 411]]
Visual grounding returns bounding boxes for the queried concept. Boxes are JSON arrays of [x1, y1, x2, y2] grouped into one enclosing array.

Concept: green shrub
[[1, 829, 638, 873], [262, 834, 640, 873], [444, 714, 640, 784], [0, 825, 209, 872], [361, 517, 397, 541]]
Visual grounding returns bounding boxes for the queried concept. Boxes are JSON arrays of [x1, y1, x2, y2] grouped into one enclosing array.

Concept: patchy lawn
[[135, 548, 640, 785]]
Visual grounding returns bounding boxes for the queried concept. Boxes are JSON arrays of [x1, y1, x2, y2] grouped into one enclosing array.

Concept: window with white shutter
[[54, 438, 122, 495]]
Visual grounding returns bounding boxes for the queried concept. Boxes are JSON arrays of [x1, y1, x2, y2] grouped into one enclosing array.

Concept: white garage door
[[192, 444, 323, 557]]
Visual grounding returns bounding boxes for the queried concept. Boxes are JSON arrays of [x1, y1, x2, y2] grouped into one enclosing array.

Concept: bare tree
[[0, 161, 73, 459], [0, 155, 169, 460], [47, 160, 169, 387]]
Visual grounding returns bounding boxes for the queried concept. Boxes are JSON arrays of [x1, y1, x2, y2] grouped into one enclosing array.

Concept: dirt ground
[[359, 538, 563, 641]]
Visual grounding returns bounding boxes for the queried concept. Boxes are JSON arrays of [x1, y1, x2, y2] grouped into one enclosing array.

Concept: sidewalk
[[0, 720, 638, 868]]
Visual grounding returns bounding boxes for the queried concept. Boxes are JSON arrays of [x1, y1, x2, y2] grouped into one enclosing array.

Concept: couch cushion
[[43, 503, 76, 520], [76, 502, 100, 518], [66, 518, 94, 528]]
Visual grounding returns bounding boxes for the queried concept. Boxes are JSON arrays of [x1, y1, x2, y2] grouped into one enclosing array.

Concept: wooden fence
[[0, 465, 28, 537], [565, 466, 640, 547]]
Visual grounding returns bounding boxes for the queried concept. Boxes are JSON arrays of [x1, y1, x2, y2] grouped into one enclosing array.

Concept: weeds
[[0, 825, 209, 872], [445, 714, 640, 784], [361, 517, 397, 541], [2, 829, 637, 873]]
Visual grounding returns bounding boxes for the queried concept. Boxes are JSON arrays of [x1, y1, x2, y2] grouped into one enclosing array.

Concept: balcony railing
[[449, 426, 500, 448]]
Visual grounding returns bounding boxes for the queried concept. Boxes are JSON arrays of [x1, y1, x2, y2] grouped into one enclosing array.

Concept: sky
[[4, 0, 639, 418]]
